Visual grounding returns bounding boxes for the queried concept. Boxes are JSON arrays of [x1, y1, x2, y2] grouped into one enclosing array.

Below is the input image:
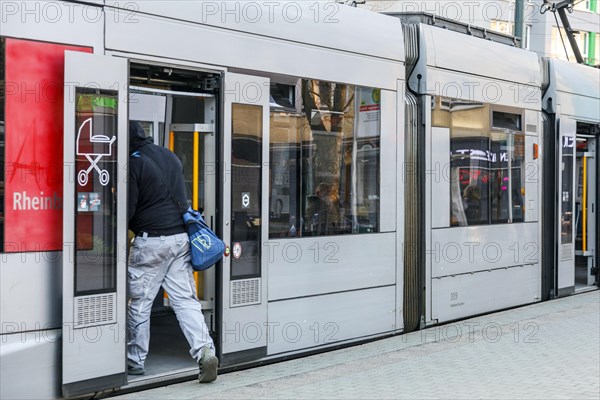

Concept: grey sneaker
[[128, 365, 146, 375], [198, 345, 218, 383]]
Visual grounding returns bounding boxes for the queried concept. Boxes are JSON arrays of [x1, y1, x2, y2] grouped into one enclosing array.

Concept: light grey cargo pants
[[127, 232, 214, 369]]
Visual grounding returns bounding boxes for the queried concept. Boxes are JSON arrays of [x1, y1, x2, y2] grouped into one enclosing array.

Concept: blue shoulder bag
[[137, 147, 225, 271], [182, 207, 225, 271]]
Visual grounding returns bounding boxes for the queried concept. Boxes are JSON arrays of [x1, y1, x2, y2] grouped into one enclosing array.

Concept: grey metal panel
[[395, 82, 406, 332], [267, 285, 396, 355], [0, 0, 103, 51], [424, 99, 433, 324], [267, 233, 396, 301], [104, 10, 403, 91], [421, 24, 541, 87], [556, 92, 600, 124], [414, 67, 542, 109], [431, 264, 541, 323], [0, 253, 62, 333], [431, 127, 450, 229], [551, 58, 600, 108], [105, 1, 405, 62], [431, 223, 540, 278], [379, 89, 397, 234], [525, 134, 540, 223], [0, 330, 60, 399]]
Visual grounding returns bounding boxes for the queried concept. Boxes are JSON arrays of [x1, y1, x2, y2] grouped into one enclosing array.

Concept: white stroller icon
[[76, 117, 116, 186]]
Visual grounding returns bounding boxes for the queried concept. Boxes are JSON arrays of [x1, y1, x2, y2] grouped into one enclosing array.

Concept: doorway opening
[[574, 122, 598, 291], [127, 63, 221, 382]]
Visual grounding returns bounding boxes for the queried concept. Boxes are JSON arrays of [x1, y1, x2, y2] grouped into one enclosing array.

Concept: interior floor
[[575, 261, 597, 290], [128, 312, 198, 382]]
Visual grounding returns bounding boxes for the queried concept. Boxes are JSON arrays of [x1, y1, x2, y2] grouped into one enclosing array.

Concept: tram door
[[557, 119, 576, 295], [62, 52, 129, 397], [575, 135, 597, 287], [220, 73, 270, 365]]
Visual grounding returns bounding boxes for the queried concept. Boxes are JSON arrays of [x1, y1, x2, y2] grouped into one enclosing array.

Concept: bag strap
[[135, 145, 187, 216]]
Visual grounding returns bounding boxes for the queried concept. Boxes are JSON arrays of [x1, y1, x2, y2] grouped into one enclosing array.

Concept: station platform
[[114, 290, 600, 399]]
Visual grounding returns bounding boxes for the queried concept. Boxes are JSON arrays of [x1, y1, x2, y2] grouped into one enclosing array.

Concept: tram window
[[231, 104, 262, 278], [493, 111, 521, 131], [511, 134, 526, 223], [433, 97, 526, 226], [1, 37, 4, 250], [269, 80, 381, 238], [74, 88, 118, 294], [561, 136, 575, 244]]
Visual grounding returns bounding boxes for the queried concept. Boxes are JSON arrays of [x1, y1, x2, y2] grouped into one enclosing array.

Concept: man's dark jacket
[[128, 121, 187, 236]]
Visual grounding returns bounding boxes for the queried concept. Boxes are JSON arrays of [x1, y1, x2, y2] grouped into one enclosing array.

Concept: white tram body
[[0, 2, 597, 399], [403, 22, 543, 325]]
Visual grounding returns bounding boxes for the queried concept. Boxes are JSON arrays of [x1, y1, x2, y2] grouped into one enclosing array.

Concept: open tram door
[[62, 52, 129, 398], [219, 73, 270, 365]]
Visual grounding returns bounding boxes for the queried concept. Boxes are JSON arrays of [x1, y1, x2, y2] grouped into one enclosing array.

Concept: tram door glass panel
[[0, 38, 4, 250], [231, 104, 262, 279], [561, 136, 575, 244], [268, 81, 382, 238], [431, 97, 526, 227], [74, 89, 118, 294]]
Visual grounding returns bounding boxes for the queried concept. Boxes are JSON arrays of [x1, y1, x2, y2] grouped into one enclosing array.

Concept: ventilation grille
[[561, 244, 573, 261], [230, 278, 261, 307], [526, 124, 537, 133], [75, 293, 116, 328]]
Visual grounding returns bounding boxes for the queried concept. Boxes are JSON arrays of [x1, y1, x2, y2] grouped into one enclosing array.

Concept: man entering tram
[[127, 121, 218, 383]]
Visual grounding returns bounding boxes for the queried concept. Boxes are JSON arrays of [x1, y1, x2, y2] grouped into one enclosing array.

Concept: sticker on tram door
[[233, 242, 242, 259]]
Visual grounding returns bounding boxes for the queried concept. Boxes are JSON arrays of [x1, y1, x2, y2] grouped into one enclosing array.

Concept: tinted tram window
[[1, 38, 4, 250], [432, 97, 526, 226], [561, 136, 575, 244], [268, 81, 381, 238]]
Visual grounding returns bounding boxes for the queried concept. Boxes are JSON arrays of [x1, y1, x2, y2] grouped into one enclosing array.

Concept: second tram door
[[557, 119, 577, 295], [220, 73, 270, 365]]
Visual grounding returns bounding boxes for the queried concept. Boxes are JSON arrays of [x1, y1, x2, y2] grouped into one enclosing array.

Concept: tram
[[0, 2, 598, 399]]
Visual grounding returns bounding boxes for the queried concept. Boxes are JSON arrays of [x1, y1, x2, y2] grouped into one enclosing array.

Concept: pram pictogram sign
[[76, 117, 116, 186]]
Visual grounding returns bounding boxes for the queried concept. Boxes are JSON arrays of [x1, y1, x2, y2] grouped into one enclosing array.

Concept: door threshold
[[121, 367, 198, 392], [574, 285, 599, 294]]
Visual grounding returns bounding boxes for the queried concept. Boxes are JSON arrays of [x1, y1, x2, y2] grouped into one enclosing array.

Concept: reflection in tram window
[[432, 97, 526, 226], [0, 38, 4, 250], [268, 80, 381, 238], [231, 104, 262, 278]]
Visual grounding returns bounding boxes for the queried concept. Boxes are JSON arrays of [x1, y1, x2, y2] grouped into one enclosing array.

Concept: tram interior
[[574, 123, 598, 290], [128, 64, 220, 380]]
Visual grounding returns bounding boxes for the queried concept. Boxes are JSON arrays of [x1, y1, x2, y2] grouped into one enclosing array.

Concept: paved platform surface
[[114, 290, 600, 399]]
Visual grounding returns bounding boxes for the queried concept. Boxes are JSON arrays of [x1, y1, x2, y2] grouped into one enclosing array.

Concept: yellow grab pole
[[164, 131, 176, 306], [193, 131, 204, 298], [583, 155, 587, 252], [193, 132, 199, 210]]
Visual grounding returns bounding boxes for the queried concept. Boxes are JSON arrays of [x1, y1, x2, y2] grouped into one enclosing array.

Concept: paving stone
[[113, 291, 600, 400]]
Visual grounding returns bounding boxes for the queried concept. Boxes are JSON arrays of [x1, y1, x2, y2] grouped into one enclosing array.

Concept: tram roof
[[107, 1, 405, 63]]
